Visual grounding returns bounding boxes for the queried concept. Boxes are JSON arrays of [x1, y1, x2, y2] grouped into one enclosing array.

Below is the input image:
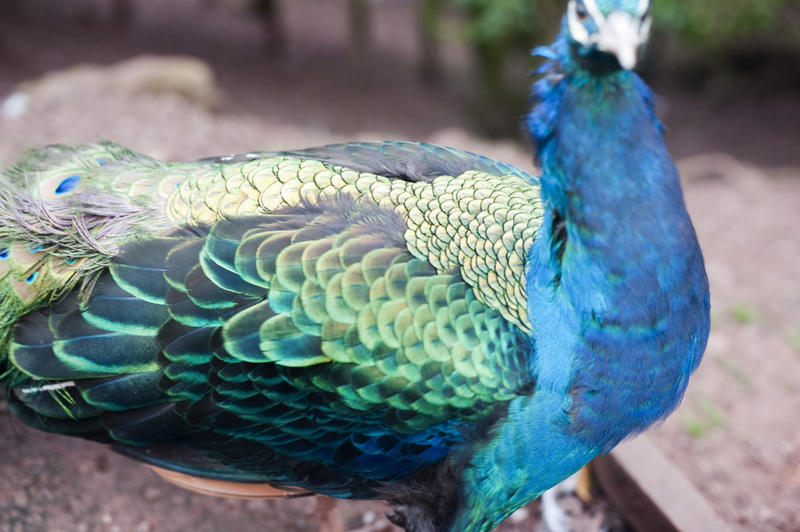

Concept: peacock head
[[564, 0, 652, 72]]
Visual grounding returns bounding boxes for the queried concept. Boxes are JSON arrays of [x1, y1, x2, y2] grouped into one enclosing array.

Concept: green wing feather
[[7, 195, 531, 487], [2, 141, 539, 493]]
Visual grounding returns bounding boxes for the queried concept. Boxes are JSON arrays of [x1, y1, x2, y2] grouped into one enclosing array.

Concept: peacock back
[[1, 140, 540, 497]]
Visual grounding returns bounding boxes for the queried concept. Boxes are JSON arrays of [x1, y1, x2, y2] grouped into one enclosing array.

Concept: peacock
[[0, 1, 709, 530]]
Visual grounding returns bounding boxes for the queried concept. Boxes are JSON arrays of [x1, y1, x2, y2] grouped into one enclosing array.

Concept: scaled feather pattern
[[0, 2, 709, 531]]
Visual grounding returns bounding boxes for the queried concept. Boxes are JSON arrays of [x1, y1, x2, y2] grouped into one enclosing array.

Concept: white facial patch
[[581, 0, 606, 24], [566, 0, 653, 69], [567, 1, 591, 44]]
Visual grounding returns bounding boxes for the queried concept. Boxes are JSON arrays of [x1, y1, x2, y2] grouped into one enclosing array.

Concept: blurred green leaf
[[697, 398, 726, 428], [730, 303, 759, 324], [788, 327, 800, 354], [681, 396, 727, 439], [682, 416, 709, 439], [453, 0, 539, 46], [653, 0, 798, 50], [431, 0, 799, 132]]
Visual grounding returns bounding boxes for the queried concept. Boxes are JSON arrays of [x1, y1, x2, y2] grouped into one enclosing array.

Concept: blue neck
[[450, 39, 710, 532], [527, 48, 709, 446]]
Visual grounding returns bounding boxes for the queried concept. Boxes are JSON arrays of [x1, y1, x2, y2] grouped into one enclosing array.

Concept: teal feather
[[110, 238, 180, 304], [80, 371, 166, 410]]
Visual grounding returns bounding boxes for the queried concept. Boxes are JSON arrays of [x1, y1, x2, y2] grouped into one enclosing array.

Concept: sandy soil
[[654, 156, 800, 531], [0, 1, 799, 531]]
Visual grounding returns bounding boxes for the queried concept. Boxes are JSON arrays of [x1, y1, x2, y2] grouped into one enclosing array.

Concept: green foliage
[[730, 303, 759, 324], [438, 0, 796, 132], [789, 327, 800, 354], [451, 0, 797, 58], [453, 0, 540, 48], [652, 0, 797, 50], [697, 398, 727, 428], [447, 0, 556, 135], [682, 416, 709, 439], [681, 397, 726, 439]]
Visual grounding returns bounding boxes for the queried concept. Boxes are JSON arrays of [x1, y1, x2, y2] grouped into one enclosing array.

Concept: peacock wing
[[8, 193, 532, 496]]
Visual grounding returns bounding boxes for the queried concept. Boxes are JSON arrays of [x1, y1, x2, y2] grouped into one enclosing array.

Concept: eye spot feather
[[55, 174, 81, 195]]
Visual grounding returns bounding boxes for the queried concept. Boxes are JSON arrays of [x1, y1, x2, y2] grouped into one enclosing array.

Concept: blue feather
[[55, 174, 81, 194]]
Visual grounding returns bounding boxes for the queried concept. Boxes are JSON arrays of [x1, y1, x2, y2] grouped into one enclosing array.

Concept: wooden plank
[[593, 434, 733, 532]]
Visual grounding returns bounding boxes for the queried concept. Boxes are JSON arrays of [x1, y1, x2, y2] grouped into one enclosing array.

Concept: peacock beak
[[596, 11, 643, 70]]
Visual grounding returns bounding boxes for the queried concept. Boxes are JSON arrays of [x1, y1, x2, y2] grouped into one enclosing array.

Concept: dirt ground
[[0, 1, 799, 531]]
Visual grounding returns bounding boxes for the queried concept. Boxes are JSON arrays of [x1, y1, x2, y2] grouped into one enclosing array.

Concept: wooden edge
[[148, 465, 310, 499], [593, 434, 733, 532]]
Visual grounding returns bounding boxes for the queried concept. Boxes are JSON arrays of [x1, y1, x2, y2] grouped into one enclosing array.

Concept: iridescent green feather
[[1, 140, 538, 499]]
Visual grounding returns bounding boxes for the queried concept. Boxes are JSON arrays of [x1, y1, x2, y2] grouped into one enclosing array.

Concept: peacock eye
[[575, 2, 588, 21]]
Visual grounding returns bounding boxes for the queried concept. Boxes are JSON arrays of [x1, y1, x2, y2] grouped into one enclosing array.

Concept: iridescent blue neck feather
[[450, 29, 710, 532], [528, 33, 709, 442]]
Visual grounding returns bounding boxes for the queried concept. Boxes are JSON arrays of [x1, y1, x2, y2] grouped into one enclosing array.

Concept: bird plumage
[[0, 2, 709, 531]]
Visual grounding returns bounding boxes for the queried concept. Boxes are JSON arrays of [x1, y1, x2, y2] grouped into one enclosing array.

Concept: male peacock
[[0, 1, 709, 530]]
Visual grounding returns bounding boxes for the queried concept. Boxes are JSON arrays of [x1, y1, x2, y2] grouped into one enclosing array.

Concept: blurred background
[[0, 1, 798, 531]]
